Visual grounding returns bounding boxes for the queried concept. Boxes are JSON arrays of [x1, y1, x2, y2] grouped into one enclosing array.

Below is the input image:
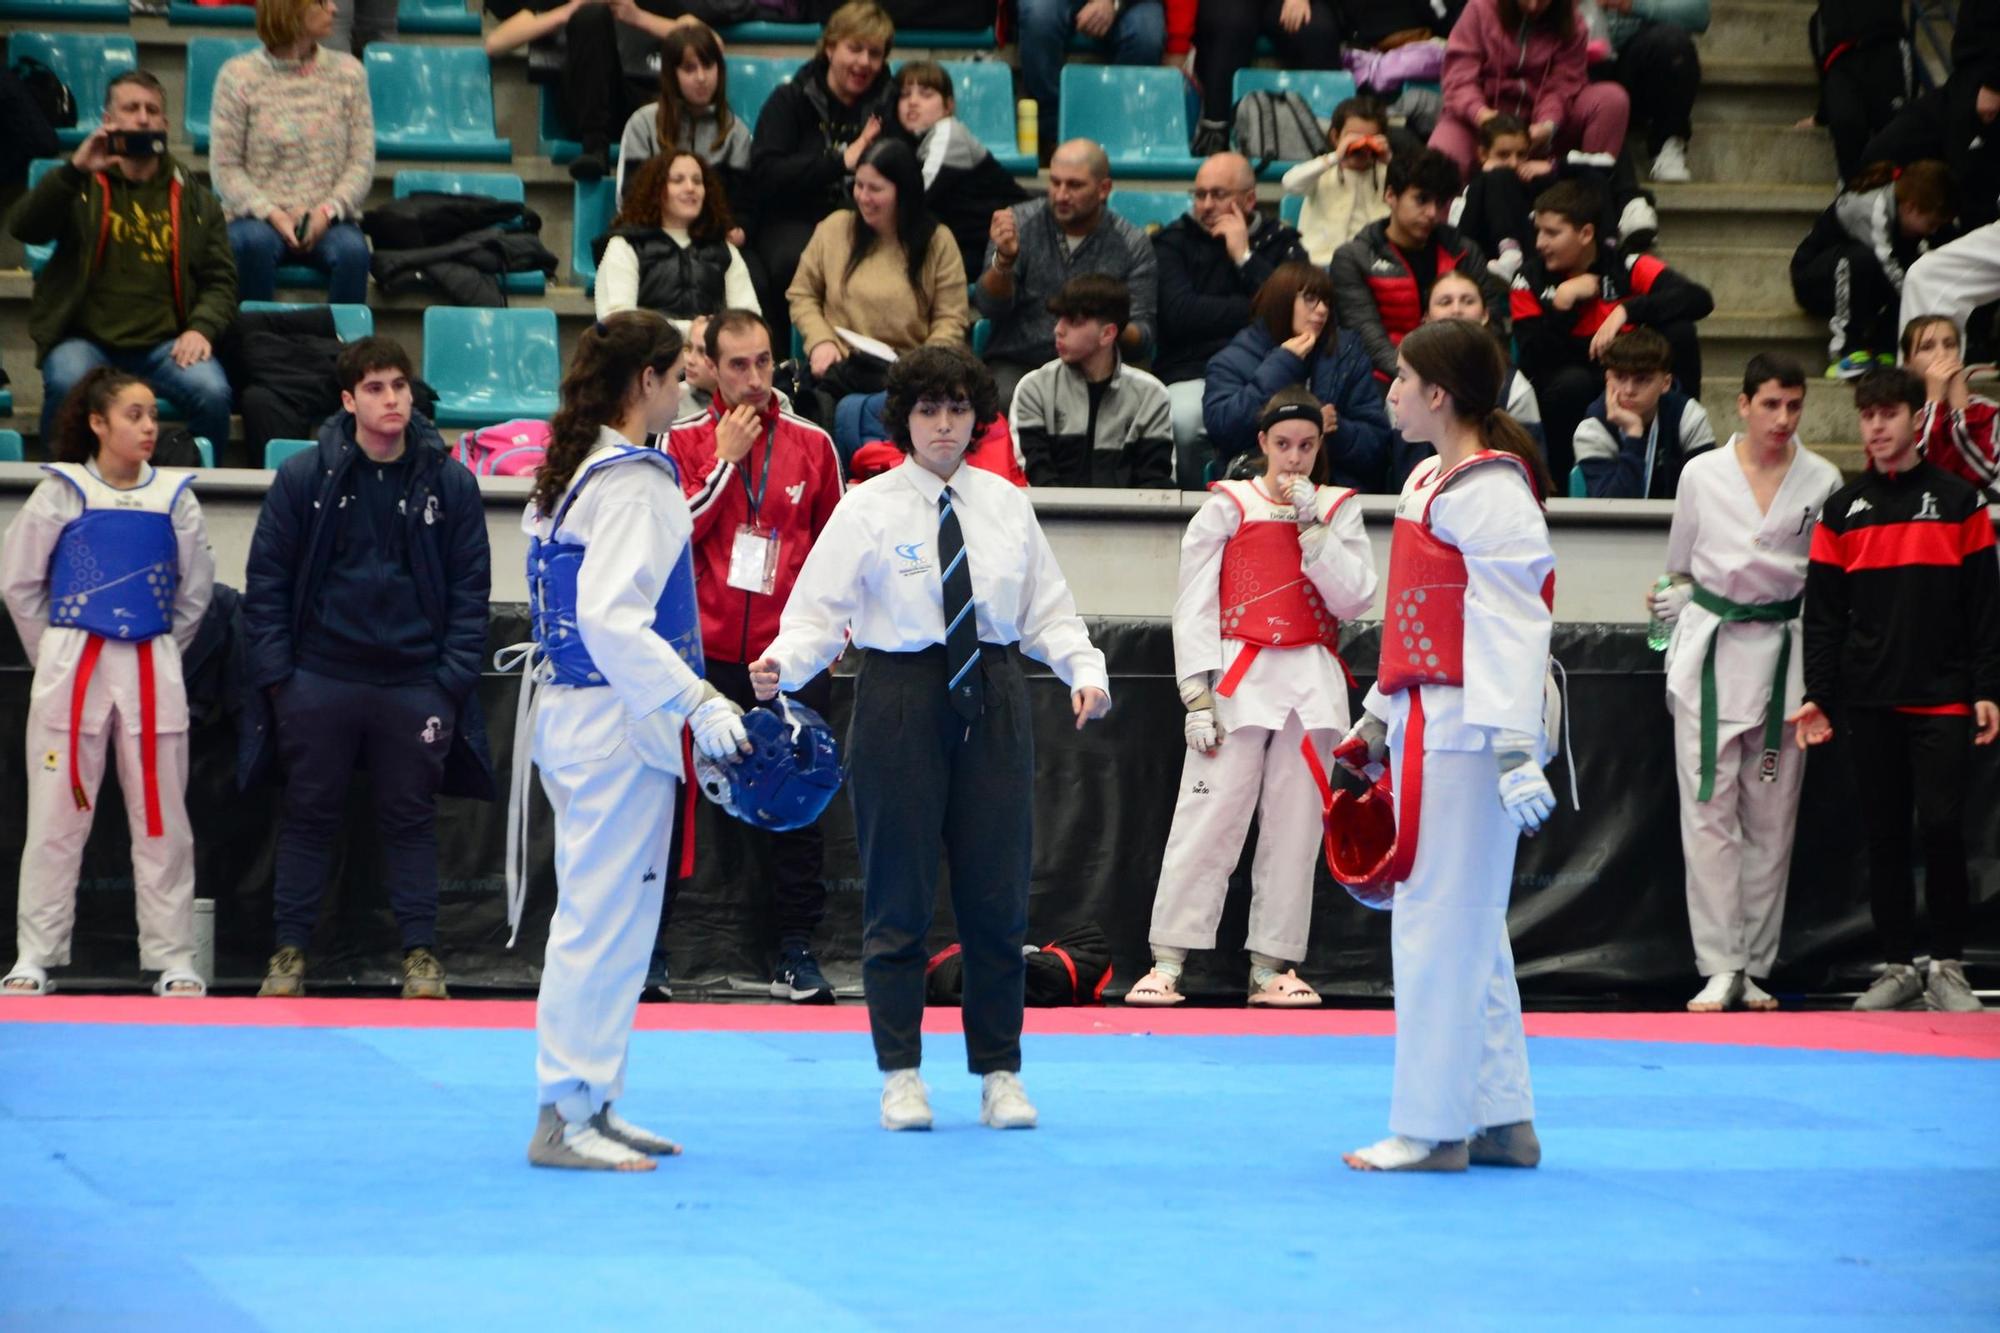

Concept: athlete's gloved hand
[[1334, 711, 1388, 779], [689, 691, 752, 761], [1648, 577, 1691, 627], [1494, 730, 1556, 834], [1179, 674, 1224, 754], [1285, 475, 1319, 524]]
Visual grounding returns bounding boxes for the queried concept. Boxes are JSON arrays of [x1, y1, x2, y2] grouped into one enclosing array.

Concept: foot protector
[[1342, 1135, 1469, 1172], [591, 1104, 681, 1156], [1468, 1120, 1541, 1168], [526, 1104, 657, 1171]]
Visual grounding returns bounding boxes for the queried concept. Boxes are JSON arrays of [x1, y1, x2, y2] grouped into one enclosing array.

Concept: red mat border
[[3, 998, 1997, 1059]]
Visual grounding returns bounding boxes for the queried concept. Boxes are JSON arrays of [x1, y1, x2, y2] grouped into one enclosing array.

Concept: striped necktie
[[938, 486, 982, 722]]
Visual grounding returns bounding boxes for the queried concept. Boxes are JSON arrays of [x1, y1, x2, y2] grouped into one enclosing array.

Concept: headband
[[1258, 400, 1323, 433]]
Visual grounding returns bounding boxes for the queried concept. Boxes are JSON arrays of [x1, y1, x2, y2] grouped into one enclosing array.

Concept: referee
[[751, 344, 1111, 1133]]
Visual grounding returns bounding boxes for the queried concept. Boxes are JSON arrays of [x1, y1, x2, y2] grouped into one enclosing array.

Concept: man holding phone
[[7, 70, 238, 450]]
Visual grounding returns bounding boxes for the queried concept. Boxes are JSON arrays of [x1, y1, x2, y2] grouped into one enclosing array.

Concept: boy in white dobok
[[1126, 387, 1378, 1008], [1649, 354, 1842, 1012]]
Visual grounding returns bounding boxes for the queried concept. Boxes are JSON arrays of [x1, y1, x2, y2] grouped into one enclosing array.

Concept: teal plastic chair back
[[24, 159, 62, 275], [239, 300, 375, 343], [423, 308, 561, 427], [1280, 192, 1303, 226], [7, 33, 137, 146], [0, 0, 128, 22], [1108, 189, 1188, 235], [720, 19, 993, 48], [397, 0, 479, 35], [1230, 67, 1353, 178], [727, 56, 793, 136], [364, 44, 511, 161], [571, 177, 615, 293], [940, 62, 1031, 175], [0, 386, 12, 417], [168, 1, 255, 24], [191, 437, 215, 468], [1567, 465, 1587, 498], [184, 36, 258, 151], [264, 438, 315, 469], [393, 169, 541, 291], [1058, 66, 1200, 179], [0, 430, 23, 463]]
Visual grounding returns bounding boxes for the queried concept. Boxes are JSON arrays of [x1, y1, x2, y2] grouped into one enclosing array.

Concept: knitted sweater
[[786, 214, 969, 358], [210, 47, 374, 223]]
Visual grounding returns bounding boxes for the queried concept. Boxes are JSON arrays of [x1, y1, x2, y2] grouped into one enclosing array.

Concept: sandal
[[1247, 969, 1322, 1008], [1122, 968, 1187, 1006], [1, 962, 52, 996], [153, 969, 206, 998]]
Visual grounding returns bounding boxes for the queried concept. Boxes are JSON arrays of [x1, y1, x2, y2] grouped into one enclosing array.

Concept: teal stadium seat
[[239, 301, 376, 343], [394, 170, 543, 294], [727, 56, 792, 137], [0, 431, 24, 463], [167, 1, 255, 24], [717, 20, 995, 48], [0, 0, 127, 22], [537, 86, 626, 166], [1108, 188, 1187, 234], [397, 0, 480, 36], [1058, 66, 1200, 179], [971, 319, 991, 357], [184, 36, 258, 152], [0, 387, 12, 416], [1230, 67, 1353, 178], [264, 438, 315, 469], [7, 33, 137, 146], [191, 437, 215, 468], [571, 177, 615, 293], [1567, 465, 1588, 498], [423, 308, 560, 427], [23, 159, 62, 276], [1280, 192, 1303, 226], [940, 61, 1031, 176], [365, 44, 511, 162]]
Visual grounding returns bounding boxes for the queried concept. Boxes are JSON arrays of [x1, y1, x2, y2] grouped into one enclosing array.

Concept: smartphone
[[103, 130, 169, 158], [295, 212, 312, 244]]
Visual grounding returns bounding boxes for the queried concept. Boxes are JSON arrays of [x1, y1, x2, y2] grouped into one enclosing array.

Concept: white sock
[[1152, 946, 1187, 981], [1249, 951, 1287, 988]]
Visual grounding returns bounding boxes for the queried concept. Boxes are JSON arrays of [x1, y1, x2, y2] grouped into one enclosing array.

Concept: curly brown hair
[[879, 344, 999, 455], [52, 367, 148, 465], [531, 311, 685, 516], [610, 151, 735, 243]]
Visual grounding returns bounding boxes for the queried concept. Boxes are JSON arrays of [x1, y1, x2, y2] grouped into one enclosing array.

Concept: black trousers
[[1826, 41, 1915, 182], [271, 669, 455, 951], [1194, 0, 1343, 121], [1859, 74, 2000, 229], [559, 3, 658, 151], [848, 645, 1034, 1074], [1791, 241, 1899, 360], [753, 216, 823, 363], [1843, 707, 1975, 964], [1613, 21, 1700, 155]]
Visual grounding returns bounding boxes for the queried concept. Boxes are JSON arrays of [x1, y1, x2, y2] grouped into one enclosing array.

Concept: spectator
[[892, 60, 1029, 278], [1431, 0, 1631, 183], [326, 0, 394, 55], [1899, 223, 2000, 358], [680, 313, 719, 418], [1281, 94, 1395, 265], [1448, 113, 1536, 278], [1389, 268, 1544, 485], [1018, 0, 1165, 135], [1191, 1, 1344, 154], [1331, 149, 1501, 384], [616, 21, 753, 220], [1803, 0, 1915, 180], [1598, 0, 1707, 183], [1572, 325, 1716, 497], [1013, 274, 1174, 487], [1903, 313, 2000, 497], [1202, 261, 1393, 489], [750, 1, 898, 356], [1791, 160, 1956, 380], [664, 310, 846, 1003], [1510, 178, 1713, 480], [787, 138, 969, 428], [212, 0, 375, 306], [1154, 151, 1309, 483], [8, 72, 238, 451], [594, 151, 758, 333], [242, 337, 494, 1002], [0, 369, 216, 999], [1857, 0, 2000, 228], [974, 139, 1159, 411], [485, 0, 708, 183]]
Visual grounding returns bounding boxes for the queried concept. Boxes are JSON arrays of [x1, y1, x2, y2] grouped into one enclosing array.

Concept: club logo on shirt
[[895, 541, 933, 577], [41, 749, 58, 773], [786, 481, 805, 505], [1846, 497, 1873, 518], [1191, 780, 1211, 795], [1915, 491, 1941, 520]]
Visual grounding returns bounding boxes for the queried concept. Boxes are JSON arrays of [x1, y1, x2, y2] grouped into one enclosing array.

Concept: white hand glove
[[1494, 730, 1556, 834], [1649, 579, 1691, 627], [1185, 707, 1222, 754], [1285, 475, 1319, 523], [1334, 711, 1388, 779], [689, 693, 750, 761]]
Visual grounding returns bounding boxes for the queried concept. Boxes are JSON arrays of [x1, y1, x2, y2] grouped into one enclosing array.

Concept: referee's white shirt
[[760, 457, 1111, 698]]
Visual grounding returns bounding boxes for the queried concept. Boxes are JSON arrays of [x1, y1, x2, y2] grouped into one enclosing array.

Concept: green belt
[[1690, 582, 1803, 802]]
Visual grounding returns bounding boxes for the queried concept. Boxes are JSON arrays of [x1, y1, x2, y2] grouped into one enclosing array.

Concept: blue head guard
[[693, 696, 843, 832]]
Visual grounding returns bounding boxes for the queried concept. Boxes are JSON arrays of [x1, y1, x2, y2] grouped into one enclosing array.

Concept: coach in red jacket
[[666, 308, 847, 1003]]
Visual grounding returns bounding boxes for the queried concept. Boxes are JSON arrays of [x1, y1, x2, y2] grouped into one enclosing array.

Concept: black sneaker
[[771, 947, 835, 1004], [567, 148, 608, 183], [642, 954, 673, 1002]]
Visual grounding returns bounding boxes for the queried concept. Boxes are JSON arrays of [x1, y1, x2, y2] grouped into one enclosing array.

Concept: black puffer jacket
[[592, 227, 733, 319], [749, 57, 897, 224]]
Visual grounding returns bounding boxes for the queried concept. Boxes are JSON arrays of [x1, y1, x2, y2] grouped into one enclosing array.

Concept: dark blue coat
[[237, 411, 495, 800], [1200, 324, 1395, 492]]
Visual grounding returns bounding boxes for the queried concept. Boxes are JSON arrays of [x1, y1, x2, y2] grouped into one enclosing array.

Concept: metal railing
[[1909, 0, 1959, 93]]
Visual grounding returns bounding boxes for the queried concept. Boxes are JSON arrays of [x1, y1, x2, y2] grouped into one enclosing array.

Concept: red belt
[[1300, 690, 1426, 888], [1215, 641, 1357, 699], [677, 725, 698, 879], [69, 636, 164, 838]]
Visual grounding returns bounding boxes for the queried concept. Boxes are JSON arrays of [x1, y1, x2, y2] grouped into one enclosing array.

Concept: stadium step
[[1694, 0, 1814, 66]]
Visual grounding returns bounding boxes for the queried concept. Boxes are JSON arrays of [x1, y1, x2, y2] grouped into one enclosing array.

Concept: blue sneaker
[[1827, 351, 1877, 381], [771, 946, 835, 1004]]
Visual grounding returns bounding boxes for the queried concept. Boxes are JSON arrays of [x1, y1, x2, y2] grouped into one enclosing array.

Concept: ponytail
[[1479, 404, 1555, 502], [51, 367, 145, 465], [1400, 319, 1554, 502], [530, 311, 685, 517]]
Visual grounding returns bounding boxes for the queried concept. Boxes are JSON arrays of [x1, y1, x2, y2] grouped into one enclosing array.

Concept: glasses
[[1188, 187, 1249, 203]]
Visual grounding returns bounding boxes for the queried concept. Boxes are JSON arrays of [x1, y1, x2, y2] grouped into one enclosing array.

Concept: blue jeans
[[1019, 0, 1166, 114], [228, 217, 372, 304], [40, 336, 233, 447]]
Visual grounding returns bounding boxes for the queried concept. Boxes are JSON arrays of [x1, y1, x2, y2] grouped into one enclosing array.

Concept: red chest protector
[[1212, 479, 1357, 697], [1376, 452, 1554, 696]]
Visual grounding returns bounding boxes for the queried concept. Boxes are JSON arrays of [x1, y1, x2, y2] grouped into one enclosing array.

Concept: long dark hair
[[1497, 0, 1576, 34], [532, 311, 685, 517], [1398, 320, 1554, 500], [611, 151, 735, 243], [846, 138, 938, 291], [655, 22, 733, 152], [52, 367, 147, 465]]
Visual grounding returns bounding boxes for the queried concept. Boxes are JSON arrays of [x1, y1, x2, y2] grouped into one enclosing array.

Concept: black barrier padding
[[0, 610, 1992, 1001]]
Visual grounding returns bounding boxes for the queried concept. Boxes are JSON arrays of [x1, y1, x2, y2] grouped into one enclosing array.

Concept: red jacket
[[849, 414, 1029, 486], [1919, 396, 2000, 498], [1441, 0, 1591, 132], [666, 399, 845, 663]]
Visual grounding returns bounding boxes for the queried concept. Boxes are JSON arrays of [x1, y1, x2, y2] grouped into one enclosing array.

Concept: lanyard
[[735, 413, 778, 519]]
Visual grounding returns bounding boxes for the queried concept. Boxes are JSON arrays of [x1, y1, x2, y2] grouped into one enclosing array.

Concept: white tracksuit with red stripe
[[1148, 477, 1377, 963], [1361, 452, 1552, 1144]]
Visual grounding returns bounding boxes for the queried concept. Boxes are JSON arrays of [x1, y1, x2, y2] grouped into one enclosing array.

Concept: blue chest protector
[[527, 446, 705, 687], [46, 468, 188, 641]]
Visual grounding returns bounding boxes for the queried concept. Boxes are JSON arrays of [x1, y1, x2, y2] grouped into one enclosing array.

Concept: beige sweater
[[787, 214, 969, 358]]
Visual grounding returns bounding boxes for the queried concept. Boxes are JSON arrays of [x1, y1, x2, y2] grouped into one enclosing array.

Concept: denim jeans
[[40, 336, 233, 447], [228, 217, 372, 304], [1018, 0, 1166, 114]]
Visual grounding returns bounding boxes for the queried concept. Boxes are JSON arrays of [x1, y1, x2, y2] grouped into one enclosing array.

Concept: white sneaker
[[979, 1071, 1038, 1130], [1739, 976, 1780, 1010], [1651, 137, 1691, 183], [1617, 195, 1660, 248], [1687, 971, 1743, 1012], [881, 1069, 933, 1131], [1486, 245, 1523, 284]]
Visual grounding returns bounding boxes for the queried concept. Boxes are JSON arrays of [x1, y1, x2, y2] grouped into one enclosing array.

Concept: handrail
[[1909, 0, 1958, 94]]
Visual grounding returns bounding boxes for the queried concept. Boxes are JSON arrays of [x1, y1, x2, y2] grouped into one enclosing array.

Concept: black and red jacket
[[1803, 458, 2000, 710], [1510, 243, 1713, 381], [1330, 218, 1498, 379]]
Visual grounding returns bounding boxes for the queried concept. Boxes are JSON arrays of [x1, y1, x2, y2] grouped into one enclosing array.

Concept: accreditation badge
[[727, 524, 780, 594]]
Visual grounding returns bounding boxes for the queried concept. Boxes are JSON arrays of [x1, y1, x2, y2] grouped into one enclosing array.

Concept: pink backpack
[[454, 419, 550, 477]]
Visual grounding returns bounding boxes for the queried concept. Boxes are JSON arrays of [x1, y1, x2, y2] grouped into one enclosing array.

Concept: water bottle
[[1646, 575, 1674, 653], [1016, 98, 1039, 161]]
